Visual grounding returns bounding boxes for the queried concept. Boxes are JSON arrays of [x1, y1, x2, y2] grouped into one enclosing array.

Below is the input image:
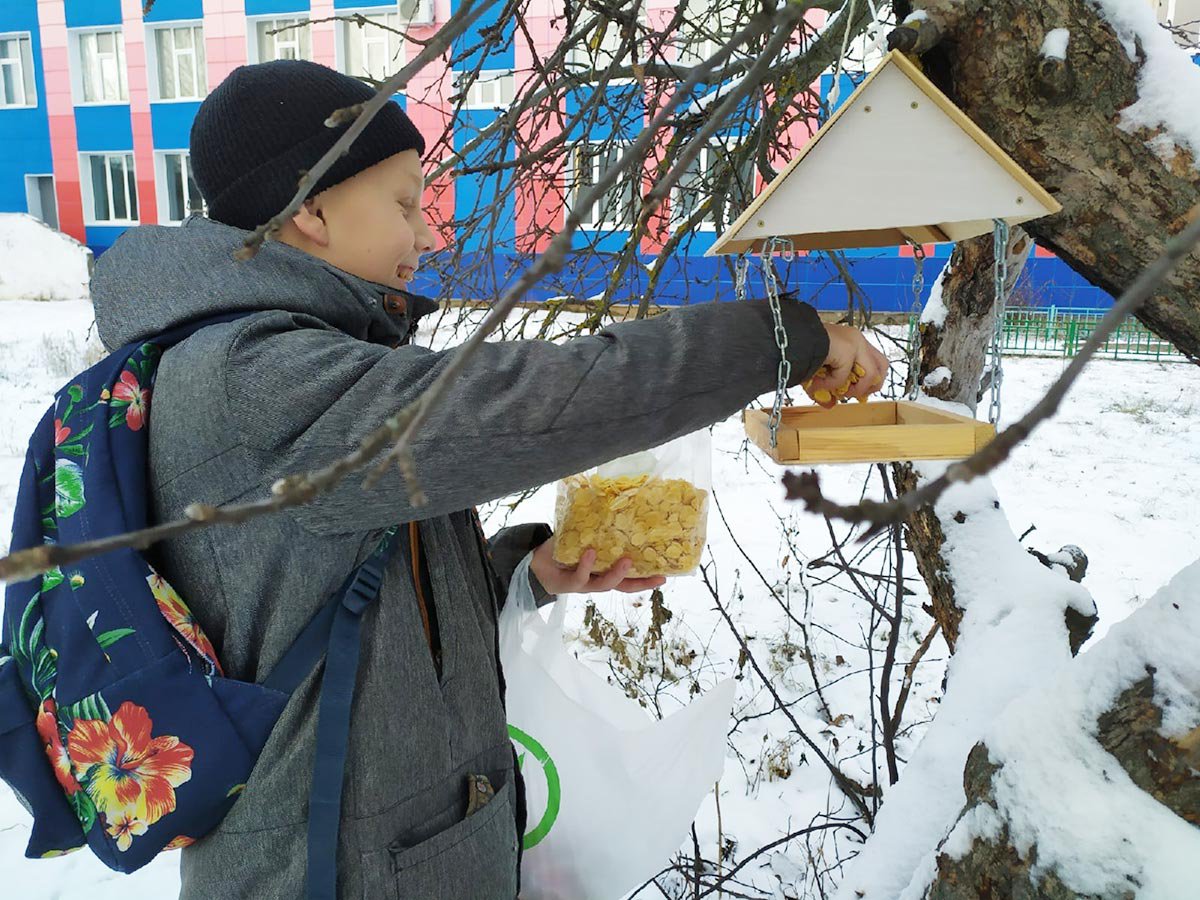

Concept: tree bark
[[890, 228, 1096, 657], [893, 228, 1032, 654], [896, 0, 1200, 362], [925, 671, 1200, 898]]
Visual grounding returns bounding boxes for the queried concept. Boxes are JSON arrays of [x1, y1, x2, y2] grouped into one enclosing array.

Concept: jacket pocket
[[362, 778, 519, 900]]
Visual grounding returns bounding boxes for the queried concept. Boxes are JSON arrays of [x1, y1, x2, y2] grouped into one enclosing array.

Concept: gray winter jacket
[[89, 215, 829, 899]]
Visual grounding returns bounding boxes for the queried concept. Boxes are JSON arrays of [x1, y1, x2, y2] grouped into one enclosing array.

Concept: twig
[[235, 0, 499, 259], [364, 2, 810, 485], [701, 564, 876, 822], [783, 202, 1200, 533]]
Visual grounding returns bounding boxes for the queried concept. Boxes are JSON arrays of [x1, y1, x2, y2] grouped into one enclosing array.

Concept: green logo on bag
[[508, 724, 561, 850]]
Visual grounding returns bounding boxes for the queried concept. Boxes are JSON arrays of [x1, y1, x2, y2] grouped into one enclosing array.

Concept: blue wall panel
[[452, 108, 515, 256], [142, 0, 204, 22], [150, 100, 201, 149], [450, 0, 513, 70], [411, 250, 1113, 312], [64, 0, 123, 28], [85, 224, 130, 254], [0, 0, 53, 214], [74, 104, 133, 151], [245, 0, 311, 14]]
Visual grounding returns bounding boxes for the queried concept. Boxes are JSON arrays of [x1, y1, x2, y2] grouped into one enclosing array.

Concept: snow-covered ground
[[0, 216, 92, 303], [1, 299, 1198, 898]]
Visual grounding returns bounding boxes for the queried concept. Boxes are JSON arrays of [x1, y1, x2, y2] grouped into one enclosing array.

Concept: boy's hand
[[803, 324, 891, 408], [530, 540, 667, 596]]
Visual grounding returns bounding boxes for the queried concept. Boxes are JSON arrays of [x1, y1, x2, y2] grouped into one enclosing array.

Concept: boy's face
[[284, 149, 437, 292]]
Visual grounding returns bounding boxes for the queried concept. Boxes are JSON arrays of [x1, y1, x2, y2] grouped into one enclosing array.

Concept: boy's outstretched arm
[[225, 299, 836, 535]]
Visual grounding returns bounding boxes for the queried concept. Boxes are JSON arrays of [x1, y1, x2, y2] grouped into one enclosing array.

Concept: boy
[[89, 60, 888, 898]]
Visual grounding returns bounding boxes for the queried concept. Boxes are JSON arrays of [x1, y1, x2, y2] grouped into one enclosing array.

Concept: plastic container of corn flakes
[[552, 430, 711, 578]]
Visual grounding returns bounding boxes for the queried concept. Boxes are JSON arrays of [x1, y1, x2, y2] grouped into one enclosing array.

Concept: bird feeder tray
[[708, 50, 1062, 256], [743, 401, 994, 465]]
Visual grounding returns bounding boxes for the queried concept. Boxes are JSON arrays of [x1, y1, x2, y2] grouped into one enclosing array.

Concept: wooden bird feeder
[[709, 50, 1063, 466], [707, 50, 1062, 256], [744, 401, 995, 466]]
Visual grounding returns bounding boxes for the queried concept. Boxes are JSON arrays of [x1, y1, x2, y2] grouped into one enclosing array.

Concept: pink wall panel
[[310, 0, 336, 69], [203, 0, 247, 90], [36, 1, 85, 243], [120, 0, 156, 224]]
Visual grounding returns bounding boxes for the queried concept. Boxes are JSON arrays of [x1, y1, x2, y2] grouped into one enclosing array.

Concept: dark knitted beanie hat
[[190, 59, 426, 229]]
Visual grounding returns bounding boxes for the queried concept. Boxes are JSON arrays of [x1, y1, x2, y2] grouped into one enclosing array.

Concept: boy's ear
[[289, 198, 330, 247]]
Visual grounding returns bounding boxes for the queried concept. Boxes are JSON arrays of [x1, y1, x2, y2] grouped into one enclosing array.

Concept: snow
[[941, 559, 1200, 899], [834, 451, 1096, 900], [2, 300, 1200, 898], [0, 215, 92, 302], [917, 258, 951, 327], [1092, 0, 1200, 166], [921, 366, 951, 388], [1041, 27, 1070, 61]]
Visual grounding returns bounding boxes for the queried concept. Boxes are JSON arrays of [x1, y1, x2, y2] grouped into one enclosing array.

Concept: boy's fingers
[[809, 359, 853, 407], [571, 549, 597, 589], [589, 558, 634, 592]]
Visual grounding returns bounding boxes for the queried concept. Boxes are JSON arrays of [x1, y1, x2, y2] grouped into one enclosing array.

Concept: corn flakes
[[552, 473, 708, 577]]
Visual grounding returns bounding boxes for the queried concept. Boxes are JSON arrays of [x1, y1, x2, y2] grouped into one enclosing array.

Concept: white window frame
[[335, 10, 406, 83], [69, 27, 128, 106], [566, 7, 649, 84], [0, 32, 37, 108], [567, 140, 639, 232], [79, 152, 139, 226], [453, 69, 515, 109], [154, 149, 205, 224], [146, 21, 207, 102], [669, 139, 756, 233], [24, 174, 58, 227], [247, 16, 312, 64], [674, 1, 753, 72]]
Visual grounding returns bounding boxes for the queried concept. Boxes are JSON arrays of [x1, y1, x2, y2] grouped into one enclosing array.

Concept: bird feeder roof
[[708, 50, 1062, 256]]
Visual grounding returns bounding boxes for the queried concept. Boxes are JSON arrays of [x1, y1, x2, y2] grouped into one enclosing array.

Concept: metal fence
[[909, 307, 1188, 362]]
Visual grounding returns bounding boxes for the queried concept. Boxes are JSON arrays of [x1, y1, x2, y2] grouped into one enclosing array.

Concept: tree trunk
[[926, 672, 1200, 898], [893, 227, 1032, 653], [893, 0, 1200, 362]]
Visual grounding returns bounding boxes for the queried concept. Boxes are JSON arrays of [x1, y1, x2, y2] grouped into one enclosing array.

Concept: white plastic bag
[[552, 430, 712, 578], [501, 552, 734, 900]]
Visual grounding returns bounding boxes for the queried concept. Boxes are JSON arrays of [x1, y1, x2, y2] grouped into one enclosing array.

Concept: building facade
[[4, 0, 1192, 309]]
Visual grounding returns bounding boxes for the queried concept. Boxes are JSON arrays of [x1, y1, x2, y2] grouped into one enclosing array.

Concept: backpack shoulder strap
[[259, 527, 401, 900]]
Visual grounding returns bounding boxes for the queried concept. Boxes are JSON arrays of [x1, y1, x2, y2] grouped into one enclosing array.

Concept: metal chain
[[763, 237, 794, 449], [904, 241, 926, 400], [734, 253, 749, 303], [987, 218, 1010, 425]]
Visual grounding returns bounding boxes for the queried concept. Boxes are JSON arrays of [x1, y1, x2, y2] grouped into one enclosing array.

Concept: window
[[567, 6, 648, 77], [82, 153, 138, 224], [0, 33, 36, 107], [151, 24, 206, 100], [675, 0, 748, 71], [25, 175, 58, 229], [454, 69, 514, 109], [670, 141, 755, 232], [77, 29, 128, 103], [569, 142, 638, 230], [157, 151, 205, 223], [339, 12, 404, 82], [252, 17, 311, 63]]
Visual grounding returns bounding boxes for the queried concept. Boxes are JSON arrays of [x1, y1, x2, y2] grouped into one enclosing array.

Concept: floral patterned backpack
[[0, 313, 397, 899]]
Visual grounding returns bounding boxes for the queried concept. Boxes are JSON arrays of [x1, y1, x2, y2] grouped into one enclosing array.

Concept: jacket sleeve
[[487, 522, 555, 606], [223, 298, 829, 535]]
